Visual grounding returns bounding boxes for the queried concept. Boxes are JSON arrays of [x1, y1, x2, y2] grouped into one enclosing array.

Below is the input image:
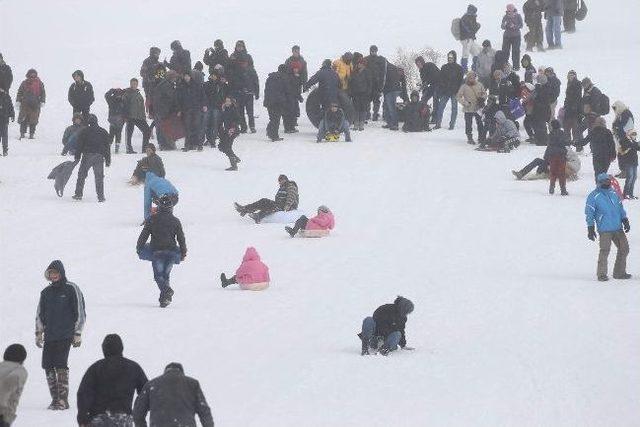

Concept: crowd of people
[[2, 1, 638, 426]]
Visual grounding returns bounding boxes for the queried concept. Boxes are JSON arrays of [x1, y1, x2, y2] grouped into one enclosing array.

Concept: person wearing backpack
[[458, 5, 482, 73], [15, 69, 45, 140], [581, 77, 608, 116]]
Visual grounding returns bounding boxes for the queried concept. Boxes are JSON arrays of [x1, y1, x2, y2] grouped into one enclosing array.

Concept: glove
[[623, 218, 630, 233], [105, 161, 111, 168], [202, 106, 208, 112], [35, 332, 44, 348], [72, 334, 82, 348], [181, 252, 187, 261], [587, 225, 597, 241]]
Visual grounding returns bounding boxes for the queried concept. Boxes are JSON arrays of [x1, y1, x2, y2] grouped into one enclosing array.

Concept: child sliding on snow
[[285, 205, 335, 237], [358, 296, 414, 356], [220, 247, 270, 290]]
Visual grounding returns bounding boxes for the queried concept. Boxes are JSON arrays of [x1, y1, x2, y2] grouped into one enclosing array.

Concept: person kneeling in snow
[[137, 195, 187, 307], [234, 174, 299, 223], [358, 296, 414, 356], [129, 143, 165, 185], [220, 247, 270, 290], [317, 102, 351, 142], [402, 91, 431, 133], [487, 110, 520, 152], [285, 205, 335, 237]]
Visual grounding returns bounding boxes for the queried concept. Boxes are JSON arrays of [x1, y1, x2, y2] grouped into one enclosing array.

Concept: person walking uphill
[[77, 334, 148, 427], [73, 114, 111, 202], [68, 70, 94, 116], [234, 174, 299, 223], [35, 260, 86, 410], [133, 363, 214, 427], [0, 344, 28, 427], [16, 69, 46, 140], [358, 296, 414, 356], [585, 174, 631, 282], [501, 4, 524, 71], [137, 195, 187, 308]]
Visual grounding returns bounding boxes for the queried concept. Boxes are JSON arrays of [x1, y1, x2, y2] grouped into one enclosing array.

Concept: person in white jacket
[[0, 344, 28, 427]]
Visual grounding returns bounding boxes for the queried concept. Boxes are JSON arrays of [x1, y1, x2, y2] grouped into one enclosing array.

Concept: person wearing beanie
[[133, 363, 214, 427], [501, 4, 524, 71], [0, 85, 14, 157], [543, 120, 569, 195], [459, 4, 482, 73], [364, 45, 387, 121], [15, 68, 45, 140], [228, 40, 259, 134], [0, 344, 28, 426], [581, 77, 606, 116], [585, 173, 631, 281], [72, 113, 111, 202], [520, 54, 536, 84], [303, 59, 340, 111], [130, 143, 166, 184], [140, 47, 161, 98], [545, 0, 563, 49], [68, 70, 94, 116], [575, 117, 617, 181], [61, 113, 85, 156], [476, 40, 496, 88], [358, 296, 415, 356], [76, 334, 148, 426], [35, 260, 86, 410], [0, 53, 13, 92], [165, 40, 191, 75], [263, 64, 291, 142], [220, 247, 270, 290], [137, 191, 187, 308], [531, 73, 553, 145], [457, 71, 487, 144], [435, 50, 464, 130], [235, 175, 299, 223], [563, 70, 583, 147], [203, 40, 229, 76], [285, 205, 335, 237], [522, 0, 545, 52]]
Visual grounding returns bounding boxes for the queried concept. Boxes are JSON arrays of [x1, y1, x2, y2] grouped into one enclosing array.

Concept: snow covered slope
[[1, 1, 639, 426]]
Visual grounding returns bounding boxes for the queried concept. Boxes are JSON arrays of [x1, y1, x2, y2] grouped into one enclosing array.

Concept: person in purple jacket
[[501, 4, 524, 71]]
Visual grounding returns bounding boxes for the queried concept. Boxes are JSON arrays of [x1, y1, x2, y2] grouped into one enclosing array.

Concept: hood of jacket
[[44, 260, 66, 282], [495, 110, 507, 124], [102, 334, 124, 357], [612, 100, 628, 117], [242, 247, 261, 262]]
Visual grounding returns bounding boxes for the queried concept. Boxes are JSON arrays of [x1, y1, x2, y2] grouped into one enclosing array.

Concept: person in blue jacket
[[585, 173, 631, 281], [143, 172, 178, 221]]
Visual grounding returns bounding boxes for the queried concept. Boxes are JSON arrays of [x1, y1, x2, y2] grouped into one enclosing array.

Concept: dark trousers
[[75, 153, 105, 199], [464, 112, 484, 140], [0, 120, 8, 154], [42, 339, 72, 370], [267, 106, 282, 140], [523, 115, 535, 138], [19, 122, 36, 136], [564, 9, 577, 32], [533, 117, 548, 145], [238, 93, 255, 131], [109, 122, 123, 145], [184, 110, 203, 149], [244, 198, 278, 220], [290, 215, 309, 234], [593, 159, 611, 182], [519, 158, 549, 177], [502, 35, 521, 69], [526, 21, 544, 49], [218, 131, 238, 163], [126, 119, 150, 151], [563, 116, 580, 143], [421, 85, 439, 120], [370, 92, 382, 118], [204, 108, 221, 144]]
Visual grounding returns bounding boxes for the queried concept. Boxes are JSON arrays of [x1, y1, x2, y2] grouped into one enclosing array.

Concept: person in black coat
[[382, 63, 409, 131], [531, 74, 553, 145], [563, 0, 579, 33], [581, 77, 605, 116], [520, 54, 536, 84], [304, 59, 340, 110], [218, 96, 242, 170], [228, 41, 259, 133], [76, 334, 148, 426], [402, 90, 431, 132], [0, 53, 13, 91], [575, 117, 617, 181], [166, 41, 191, 76], [544, 67, 561, 119], [104, 88, 126, 152], [137, 194, 187, 307], [317, 103, 352, 142], [284, 45, 308, 131], [364, 45, 387, 121], [435, 50, 464, 130], [349, 61, 372, 131], [263, 65, 291, 142], [0, 87, 15, 156], [68, 70, 94, 116], [563, 70, 583, 144], [177, 73, 206, 151], [202, 68, 228, 147], [358, 296, 414, 356], [523, 0, 545, 51], [415, 56, 440, 116], [36, 260, 86, 410], [140, 47, 161, 98], [203, 39, 229, 75], [73, 114, 111, 201], [150, 71, 179, 150]]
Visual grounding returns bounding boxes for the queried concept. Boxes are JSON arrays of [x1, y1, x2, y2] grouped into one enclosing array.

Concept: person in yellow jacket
[[332, 52, 353, 91]]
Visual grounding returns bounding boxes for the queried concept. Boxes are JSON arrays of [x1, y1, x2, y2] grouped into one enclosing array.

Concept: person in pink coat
[[285, 205, 335, 237], [220, 247, 270, 290]]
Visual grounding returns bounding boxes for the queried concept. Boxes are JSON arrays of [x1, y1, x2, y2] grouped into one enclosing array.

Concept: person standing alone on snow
[[15, 69, 45, 140], [73, 114, 110, 202], [358, 297, 414, 356], [585, 174, 631, 282], [35, 260, 86, 410], [68, 70, 94, 117], [0, 344, 28, 426]]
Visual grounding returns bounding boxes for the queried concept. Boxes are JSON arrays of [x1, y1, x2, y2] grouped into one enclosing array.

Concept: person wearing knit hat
[[563, 70, 583, 148], [358, 296, 415, 356], [285, 205, 335, 237], [0, 344, 28, 426], [68, 70, 94, 116], [76, 334, 148, 426], [459, 5, 482, 73], [501, 4, 524, 71], [456, 70, 487, 144], [234, 175, 299, 223], [585, 173, 631, 281]]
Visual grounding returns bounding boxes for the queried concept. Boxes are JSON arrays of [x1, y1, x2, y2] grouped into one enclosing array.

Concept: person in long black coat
[[303, 59, 339, 110], [563, 70, 583, 144], [263, 65, 291, 141], [166, 41, 191, 75], [531, 74, 553, 145], [177, 73, 206, 151], [575, 117, 617, 181]]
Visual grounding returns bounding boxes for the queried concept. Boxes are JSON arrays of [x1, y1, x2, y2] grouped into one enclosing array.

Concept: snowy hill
[[1, 0, 639, 425]]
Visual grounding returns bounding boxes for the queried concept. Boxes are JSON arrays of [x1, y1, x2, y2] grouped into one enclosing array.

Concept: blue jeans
[[317, 119, 351, 142], [383, 90, 401, 128], [151, 250, 177, 291], [545, 16, 562, 47], [624, 165, 637, 197], [361, 317, 401, 351], [436, 94, 458, 128], [204, 108, 221, 143]]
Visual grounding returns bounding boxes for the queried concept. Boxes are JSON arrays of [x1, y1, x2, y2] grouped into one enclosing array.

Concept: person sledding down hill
[[220, 247, 270, 290], [317, 102, 352, 142], [285, 205, 335, 237], [234, 174, 299, 223], [478, 110, 520, 152]]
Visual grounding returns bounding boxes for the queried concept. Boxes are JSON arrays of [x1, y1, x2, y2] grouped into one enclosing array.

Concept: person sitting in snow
[[358, 296, 414, 356], [487, 110, 520, 152], [130, 143, 165, 185], [285, 205, 335, 237], [220, 247, 270, 290], [234, 174, 299, 223], [512, 145, 581, 181], [316, 102, 351, 142], [143, 171, 178, 222], [402, 91, 431, 133]]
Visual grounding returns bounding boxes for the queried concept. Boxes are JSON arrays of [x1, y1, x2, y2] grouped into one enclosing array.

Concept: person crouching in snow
[[285, 205, 335, 237], [220, 247, 270, 290], [143, 171, 178, 222], [545, 120, 569, 195], [358, 296, 414, 356], [317, 102, 351, 142], [136, 195, 187, 307], [490, 111, 520, 152]]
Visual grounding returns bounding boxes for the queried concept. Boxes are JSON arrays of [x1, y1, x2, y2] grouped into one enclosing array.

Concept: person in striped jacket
[[234, 174, 299, 223]]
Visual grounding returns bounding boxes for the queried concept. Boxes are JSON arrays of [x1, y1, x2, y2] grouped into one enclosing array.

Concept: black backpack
[[597, 93, 610, 116], [576, 0, 588, 21]]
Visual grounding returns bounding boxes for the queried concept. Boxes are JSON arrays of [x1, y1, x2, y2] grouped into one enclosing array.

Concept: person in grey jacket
[[545, 0, 564, 49], [491, 110, 521, 152], [36, 260, 86, 411], [501, 4, 524, 70], [476, 40, 496, 88], [123, 78, 151, 153], [0, 345, 28, 426], [133, 363, 214, 427]]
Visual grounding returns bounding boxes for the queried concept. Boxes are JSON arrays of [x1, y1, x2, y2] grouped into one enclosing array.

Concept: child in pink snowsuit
[[220, 247, 270, 290], [285, 205, 335, 237]]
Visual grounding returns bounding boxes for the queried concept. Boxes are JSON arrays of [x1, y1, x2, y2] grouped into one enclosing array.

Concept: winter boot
[[19, 133, 25, 140], [234, 202, 247, 217], [512, 170, 524, 180], [357, 333, 369, 356], [466, 134, 475, 144], [597, 275, 609, 282], [126, 143, 136, 154], [225, 157, 238, 171], [549, 184, 555, 194], [613, 273, 632, 280], [72, 195, 82, 201], [57, 368, 70, 409], [46, 369, 60, 410], [560, 186, 569, 196], [114, 143, 120, 154], [221, 273, 233, 288], [285, 226, 296, 237], [379, 345, 391, 356], [372, 113, 379, 122], [158, 287, 171, 308], [250, 128, 256, 134], [29, 132, 35, 139], [248, 213, 261, 224], [165, 286, 174, 302]]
